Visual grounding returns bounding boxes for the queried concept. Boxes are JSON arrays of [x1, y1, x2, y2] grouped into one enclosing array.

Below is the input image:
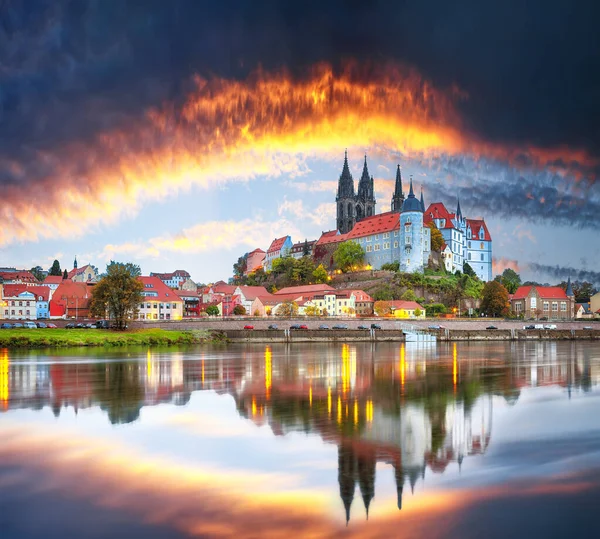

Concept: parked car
[[523, 325, 535, 330], [46, 323, 57, 328], [486, 325, 498, 330], [243, 325, 254, 330], [268, 324, 278, 330], [290, 324, 302, 330], [23, 321, 37, 329], [428, 325, 445, 330], [583, 326, 593, 330], [299, 324, 308, 330], [332, 324, 348, 330], [357, 325, 369, 330], [12, 323, 23, 328], [371, 323, 382, 330], [36, 322, 47, 328], [65, 323, 75, 329], [544, 324, 557, 330], [319, 324, 330, 330], [96, 320, 110, 329], [1, 323, 12, 329], [86, 323, 97, 329]]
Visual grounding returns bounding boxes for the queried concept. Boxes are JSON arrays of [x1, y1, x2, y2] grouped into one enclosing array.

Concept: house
[[264, 236, 293, 271], [179, 278, 198, 291], [389, 300, 426, 319], [575, 303, 593, 319], [234, 286, 270, 315], [274, 284, 335, 297], [67, 257, 98, 283], [310, 289, 370, 317], [1, 285, 50, 320], [49, 281, 93, 319], [251, 296, 284, 317], [290, 240, 316, 259], [440, 243, 453, 273], [591, 292, 600, 319], [175, 289, 202, 317], [351, 289, 375, 316], [137, 276, 184, 321], [510, 283, 575, 320], [42, 275, 64, 295], [313, 230, 347, 271], [0, 271, 39, 286], [150, 270, 191, 289], [245, 249, 266, 274]]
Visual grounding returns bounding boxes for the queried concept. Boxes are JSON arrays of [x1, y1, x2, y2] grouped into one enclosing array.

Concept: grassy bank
[[0, 328, 228, 348]]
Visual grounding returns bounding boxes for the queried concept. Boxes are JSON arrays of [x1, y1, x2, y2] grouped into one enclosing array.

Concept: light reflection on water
[[1, 341, 600, 538]]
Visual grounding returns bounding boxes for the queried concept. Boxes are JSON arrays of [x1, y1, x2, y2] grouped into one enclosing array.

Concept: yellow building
[[389, 300, 426, 319]]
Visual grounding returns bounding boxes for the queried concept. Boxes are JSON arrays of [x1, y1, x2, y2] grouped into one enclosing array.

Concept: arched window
[[356, 205, 363, 220], [347, 203, 353, 218], [367, 206, 373, 216]]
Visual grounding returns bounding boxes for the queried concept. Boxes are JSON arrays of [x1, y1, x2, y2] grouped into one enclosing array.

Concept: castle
[[334, 152, 492, 280]]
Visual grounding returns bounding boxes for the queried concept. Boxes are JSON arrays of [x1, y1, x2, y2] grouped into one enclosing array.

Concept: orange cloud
[[1, 62, 595, 247]]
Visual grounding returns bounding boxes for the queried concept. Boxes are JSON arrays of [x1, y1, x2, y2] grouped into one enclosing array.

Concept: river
[[1, 341, 599, 538]]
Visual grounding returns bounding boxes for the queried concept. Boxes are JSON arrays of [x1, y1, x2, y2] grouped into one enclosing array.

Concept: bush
[[381, 261, 400, 272], [425, 303, 447, 315], [233, 305, 246, 316]]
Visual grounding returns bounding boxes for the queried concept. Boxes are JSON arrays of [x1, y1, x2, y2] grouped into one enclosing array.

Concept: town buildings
[[510, 280, 575, 320], [1, 285, 50, 320], [150, 270, 191, 289], [67, 258, 98, 283], [245, 249, 266, 274], [263, 236, 293, 272], [137, 276, 184, 321]]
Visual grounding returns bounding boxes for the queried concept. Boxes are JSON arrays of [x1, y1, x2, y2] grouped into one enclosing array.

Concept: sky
[[1, 0, 599, 285]]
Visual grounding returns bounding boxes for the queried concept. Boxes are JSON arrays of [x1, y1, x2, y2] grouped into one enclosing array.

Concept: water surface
[[1, 341, 599, 538]]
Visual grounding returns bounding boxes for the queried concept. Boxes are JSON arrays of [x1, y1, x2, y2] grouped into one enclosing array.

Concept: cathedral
[[333, 152, 492, 280]]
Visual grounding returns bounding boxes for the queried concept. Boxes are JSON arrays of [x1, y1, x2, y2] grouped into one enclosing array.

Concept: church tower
[[391, 165, 405, 212], [336, 150, 356, 234], [356, 155, 376, 221]]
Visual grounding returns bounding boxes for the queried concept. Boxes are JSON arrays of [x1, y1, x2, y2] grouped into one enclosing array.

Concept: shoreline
[[0, 328, 228, 349]]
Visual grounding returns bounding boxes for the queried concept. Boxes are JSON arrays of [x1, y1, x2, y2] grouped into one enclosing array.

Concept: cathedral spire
[[336, 150, 356, 234], [357, 154, 371, 198], [420, 187, 425, 212], [391, 164, 404, 212], [73, 256, 78, 269], [456, 197, 463, 221], [409, 176, 414, 197]]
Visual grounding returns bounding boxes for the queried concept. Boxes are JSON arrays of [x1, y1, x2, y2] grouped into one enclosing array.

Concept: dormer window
[[479, 229, 484, 239]]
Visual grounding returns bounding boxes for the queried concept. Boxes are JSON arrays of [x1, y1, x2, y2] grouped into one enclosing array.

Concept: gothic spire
[[420, 187, 425, 212], [73, 256, 78, 269], [337, 149, 355, 199], [409, 176, 414, 197], [391, 164, 404, 212], [357, 154, 371, 199], [401, 176, 422, 212], [456, 197, 463, 220]]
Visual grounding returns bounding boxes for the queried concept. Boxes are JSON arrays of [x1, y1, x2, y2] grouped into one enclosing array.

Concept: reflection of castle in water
[[1, 341, 598, 521]]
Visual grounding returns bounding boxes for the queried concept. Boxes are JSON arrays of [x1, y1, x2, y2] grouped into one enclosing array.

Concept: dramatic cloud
[[528, 264, 600, 287]]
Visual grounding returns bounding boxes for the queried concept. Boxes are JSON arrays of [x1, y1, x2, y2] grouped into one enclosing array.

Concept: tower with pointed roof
[[336, 150, 356, 234], [338, 443, 357, 525], [356, 155, 376, 222], [73, 256, 78, 270], [399, 178, 430, 273], [391, 165, 405, 212]]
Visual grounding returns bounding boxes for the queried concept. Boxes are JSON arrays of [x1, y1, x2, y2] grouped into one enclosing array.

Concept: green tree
[[90, 262, 144, 330], [304, 305, 320, 316], [500, 268, 521, 294], [414, 308, 422, 317], [333, 241, 366, 272], [205, 305, 220, 316], [427, 222, 444, 252], [302, 239, 310, 256], [401, 289, 417, 301], [312, 264, 329, 284], [463, 262, 477, 278], [233, 305, 246, 315], [381, 261, 400, 272], [275, 300, 298, 317], [29, 266, 44, 282], [62, 269, 68, 280], [49, 259, 62, 276], [480, 281, 510, 317]]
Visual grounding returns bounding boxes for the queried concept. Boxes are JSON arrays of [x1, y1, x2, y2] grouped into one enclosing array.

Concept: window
[[383, 232, 390, 239], [561, 302, 567, 312], [26, 310, 30, 315], [543, 301, 549, 311], [366, 245, 372, 252], [552, 302, 558, 311], [515, 302, 522, 312], [11, 310, 14, 315], [468, 253, 471, 260], [172, 303, 177, 309], [375, 234, 379, 240], [531, 297, 537, 309], [480, 229, 484, 239], [146, 303, 151, 308], [140, 304, 144, 309], [384, 242, 390, 249], [374, 244, 380, 251], [139, 314, 145, 320], [394, 230, 398, 237], [366, 236, 372, 242], [481, 253, 484, 261], [153, 314, 158, 319], [166, 314, 171, 319], [160, 313, 165, 319], [19, 301, 22, 307], [394, 241, 398, 248], [153, 304, 158, 309]]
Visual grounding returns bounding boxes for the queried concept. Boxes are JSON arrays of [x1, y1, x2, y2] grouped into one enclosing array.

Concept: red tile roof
[[315, 230, 346, 246], [267, 236, 289, 254], [0, 271, 39, 283], [512, 286, 568, 300], [212, 281, 237, 294], [467, 219, 492, 241], [389, 300, 425, 311], [347, 212, 400, 239], [275, 284, 335, 295], [2, 284, 50, 301], [424, 203, 456, 229], [137, 276, 183, 302], [248, 248, 265, 255], [236, 286, 270, 300], [43, 276, 64, 285]]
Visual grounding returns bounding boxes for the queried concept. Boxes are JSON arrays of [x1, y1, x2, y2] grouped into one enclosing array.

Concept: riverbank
[[0, 328, 228, 348]]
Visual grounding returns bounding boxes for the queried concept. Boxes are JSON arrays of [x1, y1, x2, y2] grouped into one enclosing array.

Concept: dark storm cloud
[[415, 154, 600, 229], [1, 0, 600, 175], [528, 263, 600, 286]]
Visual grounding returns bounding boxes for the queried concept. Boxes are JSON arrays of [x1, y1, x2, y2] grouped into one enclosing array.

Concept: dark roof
[[401, 178, 422, 213]]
